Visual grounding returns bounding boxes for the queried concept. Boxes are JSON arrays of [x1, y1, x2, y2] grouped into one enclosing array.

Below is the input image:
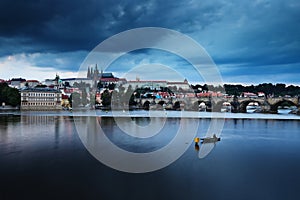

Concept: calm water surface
[[1, 113, 300, 200]]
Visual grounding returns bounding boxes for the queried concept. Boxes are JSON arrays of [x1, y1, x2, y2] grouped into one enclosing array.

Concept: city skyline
[[0, 0, 299, 84]]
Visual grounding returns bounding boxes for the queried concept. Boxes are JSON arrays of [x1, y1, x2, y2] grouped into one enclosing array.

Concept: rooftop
[[11, 78, 26, 82], [26, 80, 39, 82], [61, 78, 91, 81], [20, 88, 61, 93], [99, 72, 114, 78], [128, 80, 167, 83]]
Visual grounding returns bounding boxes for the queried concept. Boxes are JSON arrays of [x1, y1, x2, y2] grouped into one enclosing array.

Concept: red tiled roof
[[26, 80, 39, 82], [167, 81, 189, 85], [62, 94, 69, 99], [127, 80, 167, 83], [197, 92, 223, 97], [100, 78, 119, 82]]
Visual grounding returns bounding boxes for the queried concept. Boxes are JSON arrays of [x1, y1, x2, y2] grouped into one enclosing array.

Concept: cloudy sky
[[0, 0, 299, 84]]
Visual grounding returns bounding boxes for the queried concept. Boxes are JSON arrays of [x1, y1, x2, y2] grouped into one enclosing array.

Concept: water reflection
[[131, 117, 151, 127], [0, 115, 77, 158], [194, 134, 221, 159], [1, 115, 300, 199], [75, 116, 200, 172]]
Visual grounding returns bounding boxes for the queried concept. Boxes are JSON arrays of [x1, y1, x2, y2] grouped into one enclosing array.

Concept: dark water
[[1, 115, 300, 200]]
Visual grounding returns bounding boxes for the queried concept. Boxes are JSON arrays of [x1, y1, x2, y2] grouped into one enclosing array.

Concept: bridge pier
[[231, 96, 240, 113], [259, 104, 271, 113], [269, 105, 279, 114]]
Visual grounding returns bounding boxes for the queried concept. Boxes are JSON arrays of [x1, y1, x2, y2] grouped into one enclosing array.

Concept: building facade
[[8, 78, 26, 89], [25, 80, 40, 88], [125, 79, 190, 91], [20, 88, 62, 110]]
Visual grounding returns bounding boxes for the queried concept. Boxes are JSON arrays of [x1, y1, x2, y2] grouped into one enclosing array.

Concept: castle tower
[[54, 73, 60, 90]]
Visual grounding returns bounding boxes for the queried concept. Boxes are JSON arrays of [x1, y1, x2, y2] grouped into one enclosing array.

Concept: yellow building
[[20, 88, 62, 110]]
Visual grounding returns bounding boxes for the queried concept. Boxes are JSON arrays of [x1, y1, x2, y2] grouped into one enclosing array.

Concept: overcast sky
[[0, 0, 299, 84]]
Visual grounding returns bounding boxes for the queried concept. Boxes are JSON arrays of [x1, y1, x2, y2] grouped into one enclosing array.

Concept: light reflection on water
[[0, 114, 300, 199]]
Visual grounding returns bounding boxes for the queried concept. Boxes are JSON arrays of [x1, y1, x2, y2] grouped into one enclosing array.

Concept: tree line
[[191, 83, 300, 97], [0, 83, 20, 107]]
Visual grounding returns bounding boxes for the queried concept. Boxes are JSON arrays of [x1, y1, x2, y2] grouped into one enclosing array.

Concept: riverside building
[[20, 88, 62, 110]]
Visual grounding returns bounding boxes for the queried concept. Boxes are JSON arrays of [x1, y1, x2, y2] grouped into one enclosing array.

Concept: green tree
[[81, 89, 88, 106], [89, 93, 95, 106], [7, 88, 20, 107], [101, 89, 111, 107], [70, 92, 81, 108], [0, 83, 20, 107], [124, 85, 136, 106]]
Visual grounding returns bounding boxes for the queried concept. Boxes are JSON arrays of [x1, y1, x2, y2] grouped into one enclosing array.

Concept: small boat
[[200, 134, 220, 143], [195, 134, 221, 158]]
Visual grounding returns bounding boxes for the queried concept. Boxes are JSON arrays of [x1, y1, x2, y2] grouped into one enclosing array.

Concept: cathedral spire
[[95, 64, 99, 75], [100, 67, 103, 78], [90, 67, 94, 79], [87, 66, 91, 78], [93, 64, 99, 80]]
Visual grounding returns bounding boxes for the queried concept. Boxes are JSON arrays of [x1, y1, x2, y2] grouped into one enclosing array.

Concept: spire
[[95, 64, 99, 75], [87, 66, 91, 78], [90, 67, 94, 78], [55, 73, 60, 82], [54, 73, 60, 90], [93, 64, 99, 80]]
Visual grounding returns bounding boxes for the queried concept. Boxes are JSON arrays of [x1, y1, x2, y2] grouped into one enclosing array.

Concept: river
[[1, 111, 300, 200]]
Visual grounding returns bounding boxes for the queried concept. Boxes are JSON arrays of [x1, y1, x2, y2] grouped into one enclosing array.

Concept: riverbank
[[0, 105, 19, 110], [1, 110, 300, 120]]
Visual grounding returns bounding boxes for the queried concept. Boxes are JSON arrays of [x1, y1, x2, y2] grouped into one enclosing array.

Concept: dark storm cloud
[[0, 0, 226, 55], [0, 0, 110, 54], [200, 0, 300, 67], [0, 0, 299, 83]]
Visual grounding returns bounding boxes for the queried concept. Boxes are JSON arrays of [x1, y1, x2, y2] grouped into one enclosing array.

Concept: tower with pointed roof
[[54, 73, 60, 90], [87, 66, 91, 78]]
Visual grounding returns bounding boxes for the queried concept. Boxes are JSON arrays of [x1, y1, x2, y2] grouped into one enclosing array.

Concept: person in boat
[[213, 134, 217, 140], [201, 134, 220, 143]]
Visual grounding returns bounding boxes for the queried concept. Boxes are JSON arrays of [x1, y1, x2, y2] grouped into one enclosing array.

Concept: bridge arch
[[157, 100, 166, 106], [193, 101, 207, 111], [155, 100, 166, 110], [173, 101, 186, 111], [239, 100, 263, 113], [270, 99, 297, 113], [143, 101, 150, 110], [173, 101, 180, 110]]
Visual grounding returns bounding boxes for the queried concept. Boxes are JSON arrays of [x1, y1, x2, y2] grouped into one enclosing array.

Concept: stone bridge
[[135, 96, 300, 113]]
